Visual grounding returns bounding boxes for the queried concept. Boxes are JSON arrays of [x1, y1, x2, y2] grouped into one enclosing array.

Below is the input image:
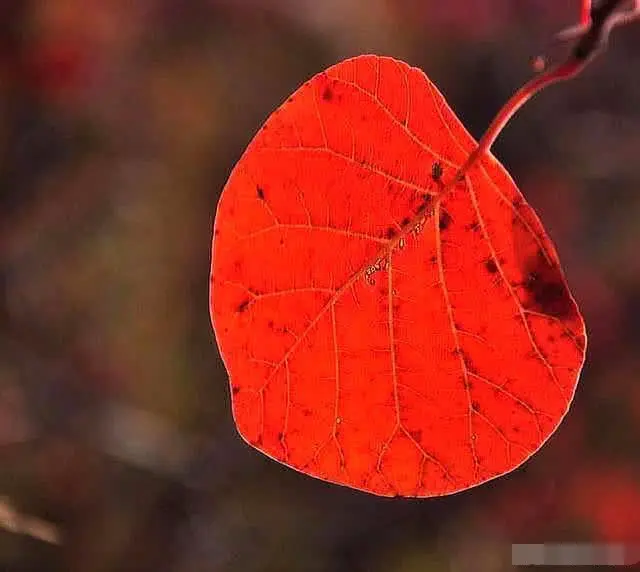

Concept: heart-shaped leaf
[[210, 55, 586, 497]]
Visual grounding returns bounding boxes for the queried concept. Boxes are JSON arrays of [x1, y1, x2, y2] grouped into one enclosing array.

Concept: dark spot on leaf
[[322, 86, 333, 101], [439, 210, 452, 230], [521, 249, 575, 319], [471, 401, 480, 412], [415, 195, 432, 215], [429, 255, 437, 264], [279, 238, 285, 245], [401, 217, 411, 226], [384, 227, 397, 239], [256, 186, 265, 200], [466, 220, 480, 232], [302, 408, 312, 417], [231, 386, 240, 395], [485, 259, 498, 274], [455, 348, 477, 374], [277, 432, 284, 440], [237, 299, 251, 313], [431, 161, 443, 181], [267, 320, 274, 329]]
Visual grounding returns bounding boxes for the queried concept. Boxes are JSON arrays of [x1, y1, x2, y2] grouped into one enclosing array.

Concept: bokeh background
[[1, 1, 639, 570]]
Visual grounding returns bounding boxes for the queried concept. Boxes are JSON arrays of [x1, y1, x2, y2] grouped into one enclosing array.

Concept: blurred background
[[1, 1, 639, 570]]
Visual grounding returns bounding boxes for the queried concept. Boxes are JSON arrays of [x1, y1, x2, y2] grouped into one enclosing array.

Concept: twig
[[450, 0, 639, 185]]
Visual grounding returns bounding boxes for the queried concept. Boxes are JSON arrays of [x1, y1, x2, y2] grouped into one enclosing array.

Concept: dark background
[[1, 1, 639, 571]]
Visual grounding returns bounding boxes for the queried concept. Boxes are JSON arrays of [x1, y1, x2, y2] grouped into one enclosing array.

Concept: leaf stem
[[453, 59, 586, 183], [580, 0, 592, 26], [450, 0, 636, 185]]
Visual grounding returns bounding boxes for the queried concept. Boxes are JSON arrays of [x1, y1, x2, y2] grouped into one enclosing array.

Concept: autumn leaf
[[210, 55, 586, 498]]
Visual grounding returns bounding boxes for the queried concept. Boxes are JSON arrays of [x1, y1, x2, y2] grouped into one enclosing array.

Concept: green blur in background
[[0, 1, 639, 571]]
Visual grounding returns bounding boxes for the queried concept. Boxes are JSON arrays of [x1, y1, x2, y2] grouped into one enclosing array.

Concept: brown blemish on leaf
[[416, 195, 432, 215], [485, 259, 498, 274], [521, 249, 575, 319], [439, 210, 452, 230], [431, 161, 443, 181], [384, 227, 397, 239]]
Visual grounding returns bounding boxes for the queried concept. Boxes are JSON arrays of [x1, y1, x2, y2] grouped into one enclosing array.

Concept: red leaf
[[210, 55, 586, 497]]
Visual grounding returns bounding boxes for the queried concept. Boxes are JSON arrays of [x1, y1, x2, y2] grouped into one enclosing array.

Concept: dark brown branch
[[573, 0, 630, 60]]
